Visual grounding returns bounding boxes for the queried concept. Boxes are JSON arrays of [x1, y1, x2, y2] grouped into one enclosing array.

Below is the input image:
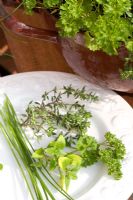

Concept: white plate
[[0, 71, 133, 200]]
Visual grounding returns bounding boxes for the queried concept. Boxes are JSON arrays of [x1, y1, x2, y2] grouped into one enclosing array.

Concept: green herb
[[58, 154, 82, 191], [20, 86, 126, 188], [33, 132, 126, 191], [21, 85, 98, 143], [76, 135, 99, 166], [21, 0, 133, 79], [32, 134, 82, 191], [0, 163, 3, 170], [0, 96, 74, 200], [76, 132, 126, 180], [23, 0, 37, 14], [0, 92, 126, 196], [32, 134, 65, 167], [22, 0, 132, 57], [32, 134, 66, 172], [99, 132, 126, 180], [120, 52, 133, 80], [63, 85, 98, 101], [120, 66, 133, 80]]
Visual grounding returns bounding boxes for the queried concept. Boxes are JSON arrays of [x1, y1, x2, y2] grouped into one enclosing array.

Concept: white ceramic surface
[[0, 72, 133, 200]]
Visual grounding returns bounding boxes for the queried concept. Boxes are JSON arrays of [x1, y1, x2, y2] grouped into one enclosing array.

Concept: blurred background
[[0, 28, 16, 77]]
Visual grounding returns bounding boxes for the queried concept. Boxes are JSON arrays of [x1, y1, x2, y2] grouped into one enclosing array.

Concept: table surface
[[117, 91, 133, 108]]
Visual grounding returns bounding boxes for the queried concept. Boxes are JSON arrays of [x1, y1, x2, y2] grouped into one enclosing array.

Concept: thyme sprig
[[21, 85, 98, 145]]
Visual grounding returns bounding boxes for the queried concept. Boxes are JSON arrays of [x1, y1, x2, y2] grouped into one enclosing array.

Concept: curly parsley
[[22, 0, 133, 56], [99, 132, 126, 179]]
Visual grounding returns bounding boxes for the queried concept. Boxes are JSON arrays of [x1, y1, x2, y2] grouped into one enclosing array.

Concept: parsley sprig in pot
[[24, 0, 133, 92]]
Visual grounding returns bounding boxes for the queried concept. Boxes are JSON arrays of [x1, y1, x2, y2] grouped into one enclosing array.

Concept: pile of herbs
[[0, 86, 126, 199], [22, 0, 133, 79]]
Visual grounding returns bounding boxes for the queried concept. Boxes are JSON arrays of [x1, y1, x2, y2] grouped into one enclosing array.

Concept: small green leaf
[[32, 148, 44, 159], [30, 161, 43, 168], [23, 0, 37, 14], [48, 135, 66, 149], [58, 156, 71, 171], [67, 154, 82, 169], [55, 135, 66, 149], [49, 159, 57, 170], [76, 135, 99, 166], [58, 154, 82, 190], [126, 41, 133, 52], [68, 171, 77, 180], [45, 147, 58, 155], [58, 154, 82, 171], [47, 126, 55, 137], [0, 163, 3, 170]]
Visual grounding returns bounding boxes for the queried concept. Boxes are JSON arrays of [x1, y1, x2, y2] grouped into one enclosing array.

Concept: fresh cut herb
[[21, 85, 98, 145], [0, 86, 126, 198], [33, 132, 126, 191], [0, 163, 3, 170], [0, 96, 74, 200]]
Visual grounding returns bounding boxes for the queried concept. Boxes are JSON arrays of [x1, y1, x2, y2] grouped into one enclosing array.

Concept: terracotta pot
[[0, 0, 72, 73], [0, 0, 132, 93], [60, 34, 133, 93]]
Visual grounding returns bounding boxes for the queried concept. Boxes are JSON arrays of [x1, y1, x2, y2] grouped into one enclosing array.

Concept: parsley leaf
[[99, 132, 126, 180], [76, 135, 99, 166]]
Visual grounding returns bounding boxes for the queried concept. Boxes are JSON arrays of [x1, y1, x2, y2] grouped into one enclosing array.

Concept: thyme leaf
[[21, 85, 98, 144]]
